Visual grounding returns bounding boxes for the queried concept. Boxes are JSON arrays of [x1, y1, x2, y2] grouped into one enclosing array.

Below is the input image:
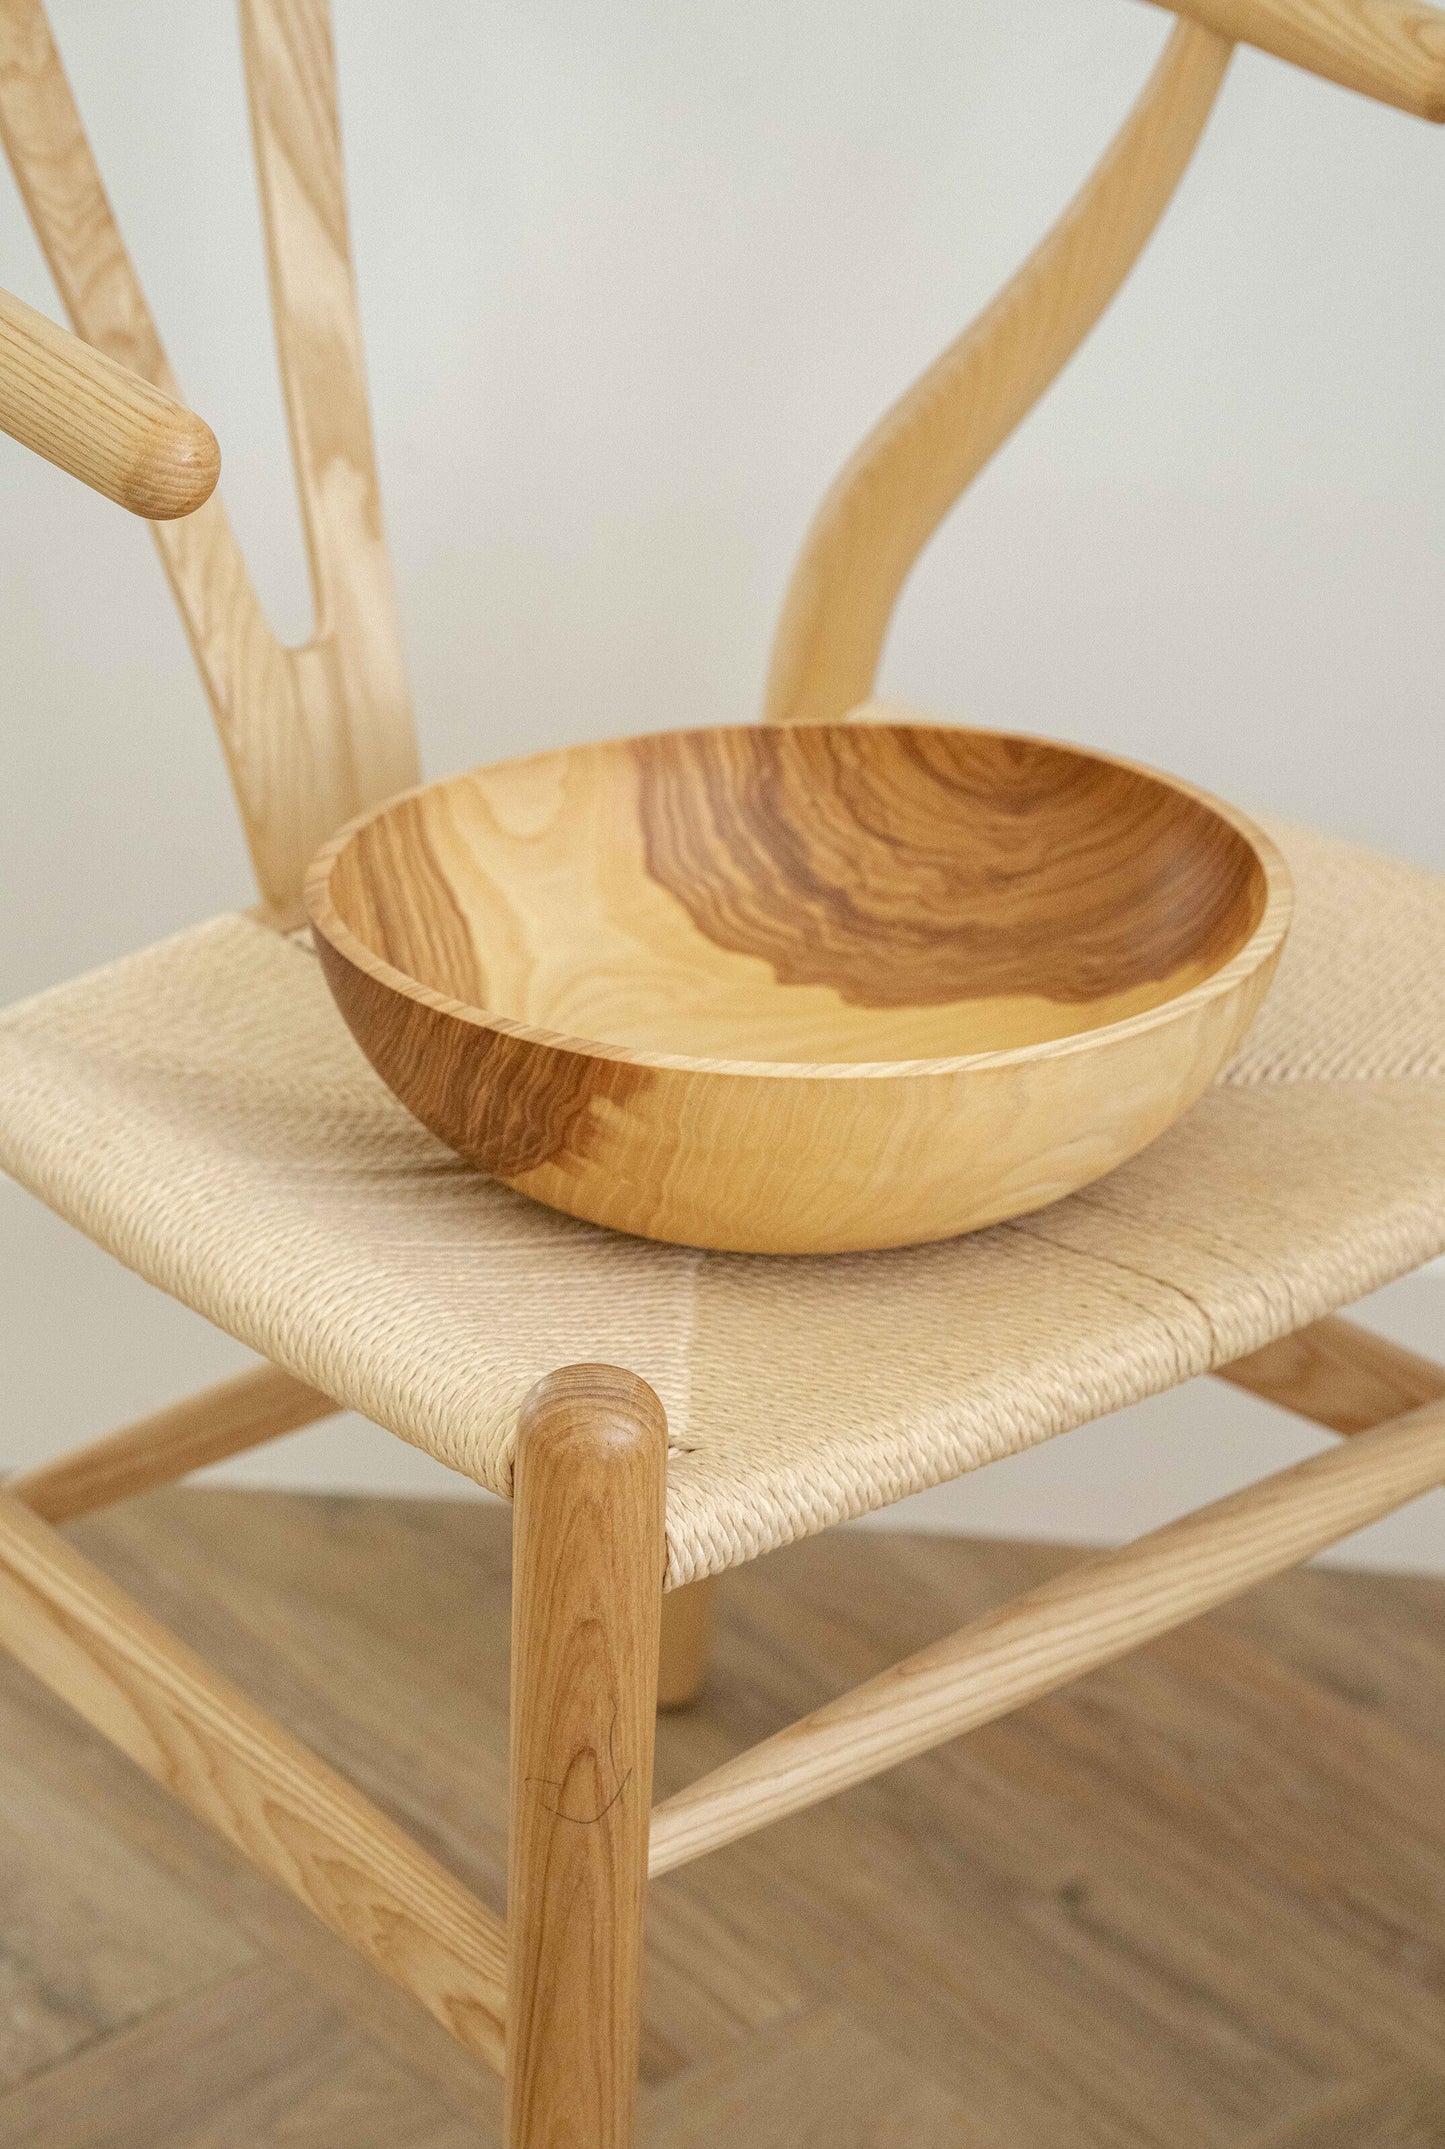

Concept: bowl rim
[[303, 717, 1295, 1084]]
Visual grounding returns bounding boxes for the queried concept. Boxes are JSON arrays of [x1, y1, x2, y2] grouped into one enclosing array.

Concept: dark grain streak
[[314, 933, 656, 1178], [634, 726, 1263, 1008]]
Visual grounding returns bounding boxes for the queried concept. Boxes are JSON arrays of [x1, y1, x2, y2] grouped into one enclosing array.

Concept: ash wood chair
[[2, 0, 1445, 2139]]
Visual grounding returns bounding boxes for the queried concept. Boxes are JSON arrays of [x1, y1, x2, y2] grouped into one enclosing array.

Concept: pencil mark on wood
[[526, 1705, 632, 1827], [527, 1766, 631, 1828]]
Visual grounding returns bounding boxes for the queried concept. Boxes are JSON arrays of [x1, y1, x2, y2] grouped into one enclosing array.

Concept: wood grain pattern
[[307, 719, 1291, 1253], [0, 1740, 251, 2089], [1238, 2063, 1445, 2149], [643, 2007, 975, 2147], [0, 1490, 509, 2072], [0, 281, 218, 517], [0, 1959, 483, 2149], [3, 1492, 1444, 2142], [639, 725, 1262, 1008], [8, 1362, 336, 1523], [0, 0, 417, 925], [761, 24, 1232, 730], [1241, 2071, 1445, 2147], [5, 1486, 785, 2127], [1217, 1314, 1445, 1437], [238, 0, 418, 842], [506, 1365, 667, 2149], [0, 1550, 513, 2139], [1149, 0, 1445, 120], [647, 1396, 1445, 1876]]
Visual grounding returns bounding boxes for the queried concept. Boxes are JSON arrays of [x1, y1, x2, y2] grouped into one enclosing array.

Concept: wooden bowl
[[305, 720, 1292, 1255]]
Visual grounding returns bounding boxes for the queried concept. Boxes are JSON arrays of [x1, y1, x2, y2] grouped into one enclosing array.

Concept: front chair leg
[[507, 1364, 668, 2149]]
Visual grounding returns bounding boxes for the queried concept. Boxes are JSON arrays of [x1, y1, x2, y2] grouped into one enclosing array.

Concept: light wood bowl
[[305, 720, 1292, 1255]]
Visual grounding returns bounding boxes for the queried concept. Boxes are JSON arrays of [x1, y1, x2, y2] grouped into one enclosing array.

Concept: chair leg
[[506, 1364, 667, 2149], [658, 1575, 718, 1710]]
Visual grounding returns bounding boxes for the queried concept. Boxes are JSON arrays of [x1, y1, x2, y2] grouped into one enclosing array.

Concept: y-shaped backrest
[[0, 0, 418, 928], [2, 1, 1442, 922], [763, 0, 1445, 727]]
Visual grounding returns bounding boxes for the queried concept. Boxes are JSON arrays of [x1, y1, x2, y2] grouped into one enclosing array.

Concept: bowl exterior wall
[[315, 931, 1282, 1255]]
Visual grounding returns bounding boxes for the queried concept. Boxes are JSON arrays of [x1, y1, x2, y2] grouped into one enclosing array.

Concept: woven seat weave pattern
[[3, 817, 1444, 1584]]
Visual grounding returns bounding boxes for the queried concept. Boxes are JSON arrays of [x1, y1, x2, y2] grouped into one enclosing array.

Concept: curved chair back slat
[[764, 0, 1445, 730], [762, 22, 1233, 728], [4, 1, 1441, 872]]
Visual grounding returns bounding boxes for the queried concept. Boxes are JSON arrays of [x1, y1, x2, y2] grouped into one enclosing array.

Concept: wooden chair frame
[[2, 1, 1444, 2140]]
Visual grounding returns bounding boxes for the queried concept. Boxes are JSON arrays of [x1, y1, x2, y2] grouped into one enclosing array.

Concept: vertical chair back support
[[7, 0, 1441, 884], [0, 0, 418, 926]]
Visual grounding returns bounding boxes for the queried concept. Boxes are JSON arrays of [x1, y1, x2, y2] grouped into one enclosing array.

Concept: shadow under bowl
[[304, 720, 1292, 1254]]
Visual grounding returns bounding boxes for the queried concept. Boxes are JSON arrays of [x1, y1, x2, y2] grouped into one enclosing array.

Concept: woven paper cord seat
[[3, 810, 1445, 1585]]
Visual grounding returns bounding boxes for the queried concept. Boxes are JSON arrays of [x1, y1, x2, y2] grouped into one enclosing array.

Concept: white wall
[[3, 2, 1442, 1567]]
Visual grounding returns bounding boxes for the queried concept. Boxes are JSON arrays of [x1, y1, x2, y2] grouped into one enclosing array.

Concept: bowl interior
[[321, 724, 1270, 1065]]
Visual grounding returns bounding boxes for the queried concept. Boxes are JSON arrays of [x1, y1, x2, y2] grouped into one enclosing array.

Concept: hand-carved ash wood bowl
[[304, 719, 1292, 1255]]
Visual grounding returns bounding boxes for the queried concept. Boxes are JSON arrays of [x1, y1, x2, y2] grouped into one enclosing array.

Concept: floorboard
[[0, 1491, 1438, 2146], [1241, 2071, 1445, 2148]]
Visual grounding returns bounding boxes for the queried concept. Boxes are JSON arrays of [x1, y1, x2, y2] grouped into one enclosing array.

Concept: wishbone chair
[[2, 1, 1445, 2140]]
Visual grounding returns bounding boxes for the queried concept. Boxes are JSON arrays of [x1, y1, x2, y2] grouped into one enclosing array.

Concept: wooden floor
[[0, 1490, 1442, 2146]]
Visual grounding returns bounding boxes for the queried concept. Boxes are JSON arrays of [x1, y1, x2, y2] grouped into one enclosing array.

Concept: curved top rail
[[762, 22, 1233, 728], [0, 280, 219, 517], [1154, 0, 1445, 120], [0, 0, 417, 928]]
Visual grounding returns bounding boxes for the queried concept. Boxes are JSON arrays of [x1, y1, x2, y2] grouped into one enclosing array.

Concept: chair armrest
[[0, 282, 219, 519]]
